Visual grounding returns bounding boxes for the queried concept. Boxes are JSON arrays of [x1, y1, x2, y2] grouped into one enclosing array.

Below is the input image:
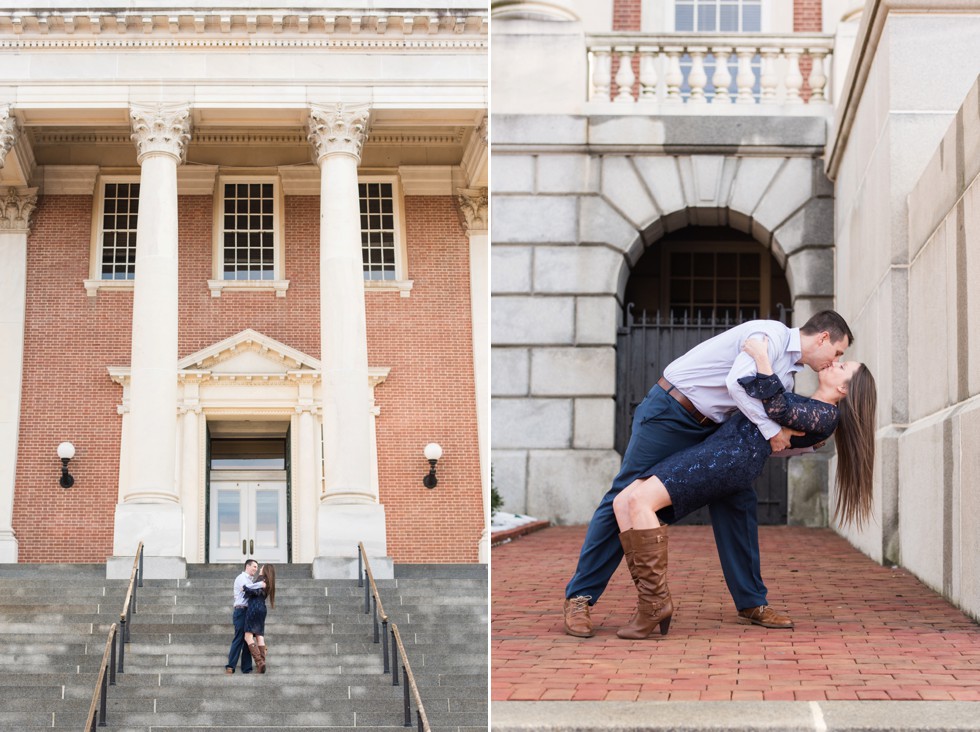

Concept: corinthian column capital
[[456, 187, 489, 234], [0, 105, 19, 169], [307, 103, 371, 163], [130, 103, 192, 165], [0, 187, 38, 232]]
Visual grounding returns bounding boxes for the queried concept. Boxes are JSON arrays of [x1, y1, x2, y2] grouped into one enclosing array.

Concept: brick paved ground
[[492, 526, 980, 702]]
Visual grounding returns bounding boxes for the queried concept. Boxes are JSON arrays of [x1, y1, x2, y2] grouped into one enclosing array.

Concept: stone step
[[62, 682, 488, 701]]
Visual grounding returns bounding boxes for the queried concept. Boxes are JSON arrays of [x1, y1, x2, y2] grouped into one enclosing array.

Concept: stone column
[[457, 186, 490, 563], [307, 103, 391, 578], [295, 404, 318, 564], [109, 103, 191, 579], [179, 405, 201, 561], [0, 186, 37, 562]]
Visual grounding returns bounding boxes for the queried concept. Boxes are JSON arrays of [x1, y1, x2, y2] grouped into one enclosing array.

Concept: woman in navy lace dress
[[244, 564, 277, 672], [610, 337, 877, 639]]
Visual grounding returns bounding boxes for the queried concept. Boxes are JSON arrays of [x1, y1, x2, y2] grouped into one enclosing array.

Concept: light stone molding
[[456, 186, 489, 233], [83, 279, 133, 297], [308, 103, 371, 163], [278, 165, 320, 195], [0, 12, 488, 43], [31, 130, 465, 149], [399, 166, 454, 195], [0, 105, 17, 169], [207, 279, 290, 298], [461, 117, 488, 187], [476, 116, 488, 146], [177, 165, 218, 195], [129, 103, 192, 164], [0, 187, 37, 231], [364, 279, 414, 297], [37, 165, 99, 195]]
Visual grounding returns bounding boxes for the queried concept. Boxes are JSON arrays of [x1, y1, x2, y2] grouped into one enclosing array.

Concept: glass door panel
[[209, 480, 287, 563]]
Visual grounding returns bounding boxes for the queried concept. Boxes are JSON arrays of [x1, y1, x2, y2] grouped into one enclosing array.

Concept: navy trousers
[[226, 606, 252, 673], [564, 385, 769, 611]]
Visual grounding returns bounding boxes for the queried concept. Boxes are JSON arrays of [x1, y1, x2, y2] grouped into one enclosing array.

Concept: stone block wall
[[491, 114, 834, 525], [829, 8, 980, 619]]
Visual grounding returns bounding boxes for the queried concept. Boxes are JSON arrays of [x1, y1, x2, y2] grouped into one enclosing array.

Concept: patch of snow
[[491, 510, 539, 533]]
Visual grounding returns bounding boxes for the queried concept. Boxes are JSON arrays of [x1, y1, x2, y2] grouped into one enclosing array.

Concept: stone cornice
[[130, 103, 192, 164], [30, 129, 465, 148], [308, 103, 371, 162], [0, 11, 488, 44], [0, 187, 38, 231], [0, 105, 18, 169], [456, 186, 488, 233]]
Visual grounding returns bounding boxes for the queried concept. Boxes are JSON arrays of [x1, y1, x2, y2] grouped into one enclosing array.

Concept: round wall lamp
[[57, 441, 75, 489], [423, 443, 443, 489]]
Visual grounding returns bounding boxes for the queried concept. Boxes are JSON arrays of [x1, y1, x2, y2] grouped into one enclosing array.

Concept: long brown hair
[[261, 564, 276, 609], [833, 364, 877, 527]]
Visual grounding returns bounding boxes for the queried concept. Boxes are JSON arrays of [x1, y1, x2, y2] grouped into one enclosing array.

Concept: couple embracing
[[563, 310, 877, 639], [225, 559, 277, 674]]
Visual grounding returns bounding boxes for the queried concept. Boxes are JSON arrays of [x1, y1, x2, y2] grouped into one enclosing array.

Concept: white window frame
[[668, 0, 772, 33], [85, 174, 142, 297], [360, 174, 412, 297], [209, 175, 289, 298]]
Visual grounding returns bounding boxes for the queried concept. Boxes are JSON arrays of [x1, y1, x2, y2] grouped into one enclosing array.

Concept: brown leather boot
[[562, 595, 594, 637], [258, 643, 267, 673], [247, 641, 265, 673], [617, 525, 673, 639], [619, 530, 640, 626], [620, 529, 638, 582]]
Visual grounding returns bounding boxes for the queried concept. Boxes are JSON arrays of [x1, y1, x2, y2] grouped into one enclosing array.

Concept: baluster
[[735, 47, 756, 104], [808, 48, 829, 104], [760, 47, 779, 104], [614, 46, 636, 103], [663, 47, 684, 103], [687, 47, 708, 104], [711, 47, 733, 104], [637, 46, 659, 101], [785, 48, 804, 104], [591, 46, 612, 102]]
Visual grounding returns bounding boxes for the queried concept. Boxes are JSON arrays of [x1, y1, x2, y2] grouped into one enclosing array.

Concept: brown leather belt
[[657, 377, 715, 426]]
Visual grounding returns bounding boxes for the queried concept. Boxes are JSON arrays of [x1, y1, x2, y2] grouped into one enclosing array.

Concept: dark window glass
[[100, 181, 140, 280]]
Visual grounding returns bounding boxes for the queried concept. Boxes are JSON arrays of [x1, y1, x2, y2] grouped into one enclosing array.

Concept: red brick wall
[[612, 0, 641, 31], [13, 195, 127, 562], [368, 197, 483, 563], [794, 0, 823, 31], [13, 192, 482, 564], [795, 0, 823, 101], [611, 0, 643, 100]]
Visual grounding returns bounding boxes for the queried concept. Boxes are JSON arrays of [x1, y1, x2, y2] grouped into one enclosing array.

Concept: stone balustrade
[[587, 33, 834, 112]]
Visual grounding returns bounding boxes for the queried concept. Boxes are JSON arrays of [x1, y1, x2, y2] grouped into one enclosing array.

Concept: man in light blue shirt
[[225, 559, 259, 674], [563, 311, 853, 637]]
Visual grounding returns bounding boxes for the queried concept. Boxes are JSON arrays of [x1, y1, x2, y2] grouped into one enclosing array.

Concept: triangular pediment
[[177, 329, 320, 375]]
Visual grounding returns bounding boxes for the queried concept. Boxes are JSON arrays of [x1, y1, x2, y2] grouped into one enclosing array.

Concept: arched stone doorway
[[617, 226, 794, 524]]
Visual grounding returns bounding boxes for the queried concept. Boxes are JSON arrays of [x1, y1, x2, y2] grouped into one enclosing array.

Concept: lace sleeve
[[737, 373, 839, 439]]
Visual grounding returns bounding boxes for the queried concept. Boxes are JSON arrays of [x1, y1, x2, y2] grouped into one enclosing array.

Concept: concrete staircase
[[0, 562, 487, 731]]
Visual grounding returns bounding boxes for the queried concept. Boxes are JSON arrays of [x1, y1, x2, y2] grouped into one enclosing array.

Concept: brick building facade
[[0, 4, 489, 577]]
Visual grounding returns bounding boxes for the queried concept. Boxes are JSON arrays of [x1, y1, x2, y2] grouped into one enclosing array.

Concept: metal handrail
[[357, 541, 390, 672], [81, 623, 117, 731], [390, 622, 431, 732], [81, 543, 143, 730], [356, 543, 430, 729], [116, 541, 144, 674]]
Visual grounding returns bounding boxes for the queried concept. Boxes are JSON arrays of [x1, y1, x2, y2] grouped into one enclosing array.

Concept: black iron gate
[[615, 307, 791, 525]]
